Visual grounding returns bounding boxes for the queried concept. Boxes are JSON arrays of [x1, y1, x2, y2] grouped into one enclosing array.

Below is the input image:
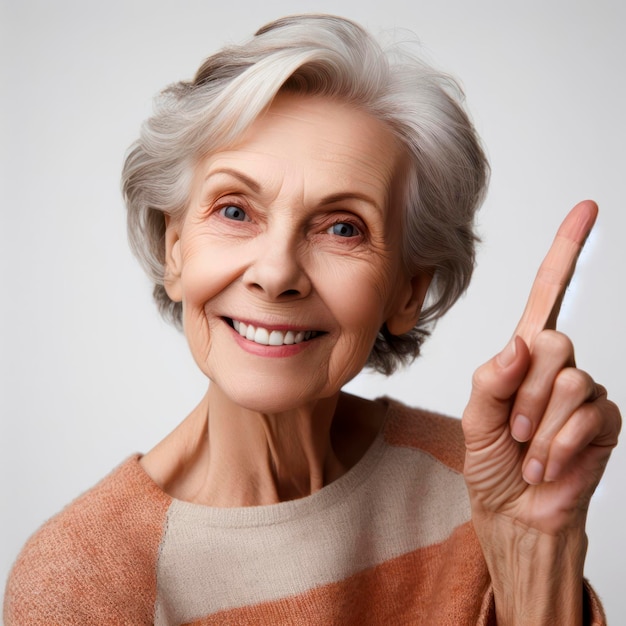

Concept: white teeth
[[254, 327, 269, 345], [269, 330, 285, 346], [230, 319, 318, 346]]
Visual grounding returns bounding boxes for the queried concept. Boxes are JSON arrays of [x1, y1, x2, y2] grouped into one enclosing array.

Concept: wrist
[[473, 514, 587, 626]]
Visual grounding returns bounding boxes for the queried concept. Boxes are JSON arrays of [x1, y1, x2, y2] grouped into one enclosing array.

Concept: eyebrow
[[205, 167, 384, 214], [206, 167, 261, 193], [319, 192, 383, 215]]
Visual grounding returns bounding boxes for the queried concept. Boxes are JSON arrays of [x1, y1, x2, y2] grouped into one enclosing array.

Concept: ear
[[385, 272, 432, 336], [163, 214, 183, 302]]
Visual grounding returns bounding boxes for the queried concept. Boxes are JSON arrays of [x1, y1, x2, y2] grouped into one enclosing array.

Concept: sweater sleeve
[[3, 456, 171, 625], [584, 579, 607, 625], [475, 581, 606, 625]]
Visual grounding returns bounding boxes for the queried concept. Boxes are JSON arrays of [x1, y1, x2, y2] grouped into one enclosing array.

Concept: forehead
[[200, 93, 402, 210]]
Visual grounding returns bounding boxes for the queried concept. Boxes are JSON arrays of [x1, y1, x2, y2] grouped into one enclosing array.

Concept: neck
[[143, 384, 349, 506], [202, 384, 344, 505], [140, 386, 386, 507]]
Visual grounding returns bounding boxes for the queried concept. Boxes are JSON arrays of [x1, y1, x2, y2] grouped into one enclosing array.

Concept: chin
[[214, 375, 335, 414]]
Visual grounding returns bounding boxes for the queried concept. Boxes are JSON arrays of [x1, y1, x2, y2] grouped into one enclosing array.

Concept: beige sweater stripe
[[182, 522, 493, 626], [154, 406, 472, 623]]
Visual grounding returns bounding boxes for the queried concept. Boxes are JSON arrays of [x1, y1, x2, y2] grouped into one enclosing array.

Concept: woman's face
[[164, 93, 428, 412]]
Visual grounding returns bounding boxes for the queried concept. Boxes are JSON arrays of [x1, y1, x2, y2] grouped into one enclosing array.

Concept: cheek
[[335, 284, 387, 334], [315, 255, 393, 337], [179, 240, 245, 308], [178, 238, 249, 367], [319, 272, 388, 389]]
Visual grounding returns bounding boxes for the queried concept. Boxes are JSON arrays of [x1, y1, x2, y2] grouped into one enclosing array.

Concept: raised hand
[[463, 200, 620, 529], [462, 201, 621, 624]]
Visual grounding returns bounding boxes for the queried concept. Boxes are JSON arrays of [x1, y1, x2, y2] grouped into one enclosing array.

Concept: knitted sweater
[[4, 399, 606, 625]]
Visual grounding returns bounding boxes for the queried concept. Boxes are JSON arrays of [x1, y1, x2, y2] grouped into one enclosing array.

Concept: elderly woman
[[4, 14, 620, 625]]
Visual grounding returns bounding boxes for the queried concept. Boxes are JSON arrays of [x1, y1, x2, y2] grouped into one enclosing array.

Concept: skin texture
[[140, 95, 621, 622], [141, 94, 429, 505], [463, 201, 621, 624]]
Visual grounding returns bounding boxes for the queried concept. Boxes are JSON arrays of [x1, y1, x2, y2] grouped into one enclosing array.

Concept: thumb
[[462, 336, 531, 449]]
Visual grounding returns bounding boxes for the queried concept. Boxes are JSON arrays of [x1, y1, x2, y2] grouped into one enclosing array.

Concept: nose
[[243, 233, 312, 301]]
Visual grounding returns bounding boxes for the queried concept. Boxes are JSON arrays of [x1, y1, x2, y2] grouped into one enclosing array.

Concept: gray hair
[[122, 14, 489, 375]]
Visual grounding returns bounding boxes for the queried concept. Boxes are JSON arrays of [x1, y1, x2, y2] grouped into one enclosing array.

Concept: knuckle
[[611, 400, 623, 429], [551, 429, 579, 460], [534, 329, 574, 358], [553, 367, 589, 398], [601, 399, 622, 437], [594, 383, 604, 400]]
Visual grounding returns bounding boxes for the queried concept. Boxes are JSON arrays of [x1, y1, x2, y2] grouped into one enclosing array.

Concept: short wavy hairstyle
[[122, 14, 489, 375]]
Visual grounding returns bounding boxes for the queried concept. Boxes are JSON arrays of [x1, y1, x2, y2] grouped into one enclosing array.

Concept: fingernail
[[511, 415, 532, 442], [497, 337, 517, 368], [523, 458, 545, 485]]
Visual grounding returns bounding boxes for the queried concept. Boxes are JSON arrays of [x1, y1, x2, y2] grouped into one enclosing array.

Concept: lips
[[227, 318, 322, 346]]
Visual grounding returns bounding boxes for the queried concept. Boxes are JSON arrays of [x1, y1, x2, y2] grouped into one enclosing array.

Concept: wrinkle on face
[[148, 93, 429, 506], [172, 94, 408, 391], [155, 93, 424, 505]]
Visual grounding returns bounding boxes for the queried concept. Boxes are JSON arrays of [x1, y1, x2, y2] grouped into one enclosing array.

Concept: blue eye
[[328, 222, 359, 237], [220, 205, 248, 221]]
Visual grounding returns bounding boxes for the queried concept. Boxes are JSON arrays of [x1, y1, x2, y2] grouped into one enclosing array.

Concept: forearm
[[475, 515, 587, 626]]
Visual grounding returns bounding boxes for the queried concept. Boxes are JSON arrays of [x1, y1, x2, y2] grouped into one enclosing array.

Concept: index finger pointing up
[[513, 200, 598, 348]]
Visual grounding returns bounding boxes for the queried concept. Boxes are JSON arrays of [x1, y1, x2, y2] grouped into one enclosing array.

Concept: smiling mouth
[[225, 318, 324, 346]]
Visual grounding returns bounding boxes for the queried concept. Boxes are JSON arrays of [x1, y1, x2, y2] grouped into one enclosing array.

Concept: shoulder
[[4, 456, 172, 625], [380, 397, 466, 473]]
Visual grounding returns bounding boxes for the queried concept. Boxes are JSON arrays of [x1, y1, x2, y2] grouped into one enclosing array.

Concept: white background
[[1, 0, 625, 620]]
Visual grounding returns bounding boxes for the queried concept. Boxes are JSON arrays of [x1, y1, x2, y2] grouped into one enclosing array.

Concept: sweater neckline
[[134, 397, 394, 528]]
